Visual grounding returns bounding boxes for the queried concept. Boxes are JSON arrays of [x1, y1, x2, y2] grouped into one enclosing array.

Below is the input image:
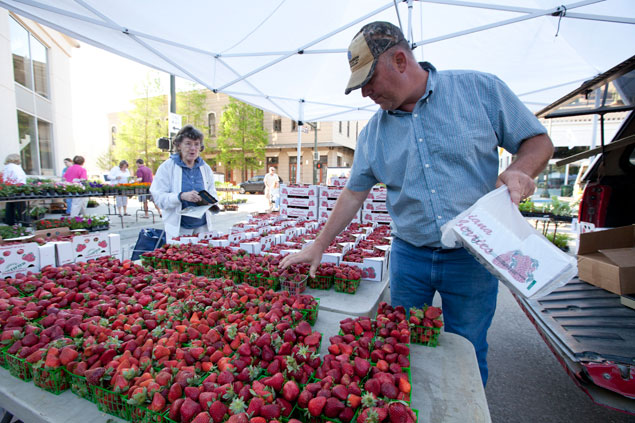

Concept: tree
[[95, 145, 117, 172], [176, 83, 208, 135], [217, 97, 268, 181], [113, 73, 168, 173]]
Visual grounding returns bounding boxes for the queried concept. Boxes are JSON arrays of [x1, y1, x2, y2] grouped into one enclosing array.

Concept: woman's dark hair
[[73, 155, 85, 165], [173, 124, 205, 152], [119, 160, 129, 168]]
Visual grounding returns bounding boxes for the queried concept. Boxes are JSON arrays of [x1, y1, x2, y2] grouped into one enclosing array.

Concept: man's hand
[[279, 242, 324, 278], [496, 169, 535, 205], [180, 190, 201, 203]]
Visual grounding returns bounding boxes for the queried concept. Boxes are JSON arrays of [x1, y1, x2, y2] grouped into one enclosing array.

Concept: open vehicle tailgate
[[514, 278, 635, 414]]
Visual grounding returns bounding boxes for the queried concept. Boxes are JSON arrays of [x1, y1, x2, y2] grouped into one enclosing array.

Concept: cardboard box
[[38, 243, 57, 268], [319, 186, 344, 199], [72, 233, 110, 262], [578, 225, 635, 295], [321, 199, 338, 209], [340, 254, 389, 282], [108, 234, 121, 259], [281, 205, 318, 219], [0, 243, 40, 278], [280, 184, 318, 197], [366, 190, 387, 201], [362, 211, 392, 223], [32, 227, 72, 241], [281, 197, 318, 207], [363, 201, 388, 212], [52, 241, 73, 266]]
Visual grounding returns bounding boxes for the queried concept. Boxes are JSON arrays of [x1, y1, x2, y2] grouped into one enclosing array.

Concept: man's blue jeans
[[389, 237, 498, 386]]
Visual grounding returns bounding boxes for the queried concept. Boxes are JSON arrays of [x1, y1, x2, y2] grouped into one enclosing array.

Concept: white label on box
[[0, 243, 40, 278], [319, 186, 344, 199], [366, 190, 387, 201], [321, 199, 338, 209], [363, 201, 388, 212], [72, 233, 109, 262], [281, 205, 318, 219]]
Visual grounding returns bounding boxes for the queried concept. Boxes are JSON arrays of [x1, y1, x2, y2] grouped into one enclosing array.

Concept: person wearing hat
[[281, 21, 554, 386], [109, 160, 132, 216]]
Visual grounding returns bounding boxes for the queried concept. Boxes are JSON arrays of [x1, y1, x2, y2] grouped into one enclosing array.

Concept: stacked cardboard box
[[362, 185, 392, 223], [280, 184, 319, 219], [319, 186, 361, 222]]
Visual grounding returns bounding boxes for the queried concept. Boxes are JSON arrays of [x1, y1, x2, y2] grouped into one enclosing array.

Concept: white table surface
[[305, 277, 389, 317]]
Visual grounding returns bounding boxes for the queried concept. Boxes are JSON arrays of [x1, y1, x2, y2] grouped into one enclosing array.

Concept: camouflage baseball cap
[[345, 21, 405, 95]]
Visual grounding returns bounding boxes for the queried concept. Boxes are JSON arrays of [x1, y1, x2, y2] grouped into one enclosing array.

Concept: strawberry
[[148, 392, 166, 412], [263, 372, 284, 392], [168, 382, 183, 403], [180, 397, 202, 423], [191, 411, 212, 423], [388, 401, 417, 422], [324, 397, 345, 418], [208, 400, 228, 423], [308, 396, 327, 417], [260, 403, 281, 420], [282, 380, 300, 402]]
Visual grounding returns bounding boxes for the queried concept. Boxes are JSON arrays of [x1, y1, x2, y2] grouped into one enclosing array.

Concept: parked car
[[239, 175, 265, 194]]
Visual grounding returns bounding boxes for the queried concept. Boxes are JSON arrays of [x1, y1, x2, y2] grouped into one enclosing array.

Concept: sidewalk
[[40, 193, 272, 260]]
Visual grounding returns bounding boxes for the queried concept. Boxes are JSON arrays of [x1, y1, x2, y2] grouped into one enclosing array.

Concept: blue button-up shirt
[[347, 62, 547, 247], [171, 154, 207, 229]]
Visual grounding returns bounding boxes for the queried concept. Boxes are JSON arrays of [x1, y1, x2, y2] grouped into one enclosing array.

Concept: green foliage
[[176, 84, 208, 134], [545, 232, 571, 250], [550, 196, 573, 217], [217, 97, 268, 181], [96, 145, 118, 172], [113, 73, 168, 173], [0, 225, 30, 239]]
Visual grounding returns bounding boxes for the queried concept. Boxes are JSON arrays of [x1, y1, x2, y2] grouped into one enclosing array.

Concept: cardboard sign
[[0, 243, 40, 278], [71, 233, 110, 262]]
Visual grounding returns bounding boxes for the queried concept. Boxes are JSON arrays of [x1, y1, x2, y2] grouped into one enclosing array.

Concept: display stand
[[315, 310, 491, 423]]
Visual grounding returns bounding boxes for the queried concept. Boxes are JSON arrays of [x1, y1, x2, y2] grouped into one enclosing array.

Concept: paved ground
[[35, 196, 634, 421]]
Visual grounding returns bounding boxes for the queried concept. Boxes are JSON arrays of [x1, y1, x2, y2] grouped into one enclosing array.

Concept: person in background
[[281, 21, 554, 386], [263, 167, 280, 211], [150, 125, 217, 242], [2, 154, 27, 225], [64, 155, 88, 217], [135, 158, 161, 218], [61, 158, 72, 215], [271, 179, 281, 212], [109, 160, 131, 216]]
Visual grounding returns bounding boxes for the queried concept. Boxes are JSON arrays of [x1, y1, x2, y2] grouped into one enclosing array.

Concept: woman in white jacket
[[150, 125, 217, 242]]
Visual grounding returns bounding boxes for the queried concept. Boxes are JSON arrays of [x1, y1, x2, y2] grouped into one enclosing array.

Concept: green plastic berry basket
[[0, 347, 7, 369], [182, 262, 202, 276], [256, 274, 280, 290], [410, 325, 440, 347], [92, 385, 132, 420], [334, 277, 361, 294], [281, 275, 308, 296], [33, 365, 69, 394], [308, 274, 333, 290], [129, 404, 174, 423], [296, 298, 320, 326], [242, 272, 260, 286], [65, 369, 95, 401], [4, 351, 33, 381]]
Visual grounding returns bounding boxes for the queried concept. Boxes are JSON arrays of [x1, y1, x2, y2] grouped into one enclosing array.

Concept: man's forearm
[[313, 187, 370, 251], [508, 133, 554, 177]]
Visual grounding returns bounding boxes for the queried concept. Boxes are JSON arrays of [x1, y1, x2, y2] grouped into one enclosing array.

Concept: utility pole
[[306, 122, 318, 184]]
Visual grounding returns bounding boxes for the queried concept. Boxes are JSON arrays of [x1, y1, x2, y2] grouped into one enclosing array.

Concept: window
[[291, 121, 297, 131], [10, 17, 49, 98], [208, 112, 216, 137], [17, 110, 54, 175], [347, 121, 350, 137], [339, 121, 342, 134], [273, 117, 282, 132]]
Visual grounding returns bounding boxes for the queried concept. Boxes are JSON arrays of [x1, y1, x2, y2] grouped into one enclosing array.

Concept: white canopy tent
[[2, 0, 634, 181]]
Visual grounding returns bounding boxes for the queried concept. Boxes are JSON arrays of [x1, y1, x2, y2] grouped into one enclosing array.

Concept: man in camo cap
[[282, 21, 554, 386]]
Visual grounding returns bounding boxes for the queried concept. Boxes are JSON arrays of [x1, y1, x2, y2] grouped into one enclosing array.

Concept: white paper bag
[[440, 186, 577, 299]]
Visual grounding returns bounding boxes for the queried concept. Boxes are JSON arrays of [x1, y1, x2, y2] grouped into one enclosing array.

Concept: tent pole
[[296, 100, 305, 184], [407, 0, 414, 46]]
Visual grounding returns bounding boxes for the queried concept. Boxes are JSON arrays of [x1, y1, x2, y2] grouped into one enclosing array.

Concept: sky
[[69, 43, 170, 170]]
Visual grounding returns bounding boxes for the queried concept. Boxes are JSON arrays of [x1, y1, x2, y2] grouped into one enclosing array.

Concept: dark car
[[239, 175, 265, 194]]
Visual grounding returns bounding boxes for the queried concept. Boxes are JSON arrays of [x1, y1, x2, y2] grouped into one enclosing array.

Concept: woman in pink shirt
[[64, 155, 88, 216]]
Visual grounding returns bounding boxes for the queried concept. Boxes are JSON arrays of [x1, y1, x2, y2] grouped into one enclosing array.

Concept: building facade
[[109, 90, 364, 186], [0, 10, 77, 177]]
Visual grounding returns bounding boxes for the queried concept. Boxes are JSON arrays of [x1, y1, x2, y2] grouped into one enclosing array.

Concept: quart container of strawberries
[[93, 385, 132, 420], [308, 274, 333, 290], [65, 368, 95, 401], [242, 271, 260, 286], [281, 274, 308, 296], [4, 351, 33, 381], [408, 305, 443, 347], [140, 252, 155, 268], [182, 262, 202, 276], [256, 274, 280, 290], [34, 365, 69, 394], [129, 404, 174, 423], [410, 325, 440, 347], [334, 277, 361, 294]]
